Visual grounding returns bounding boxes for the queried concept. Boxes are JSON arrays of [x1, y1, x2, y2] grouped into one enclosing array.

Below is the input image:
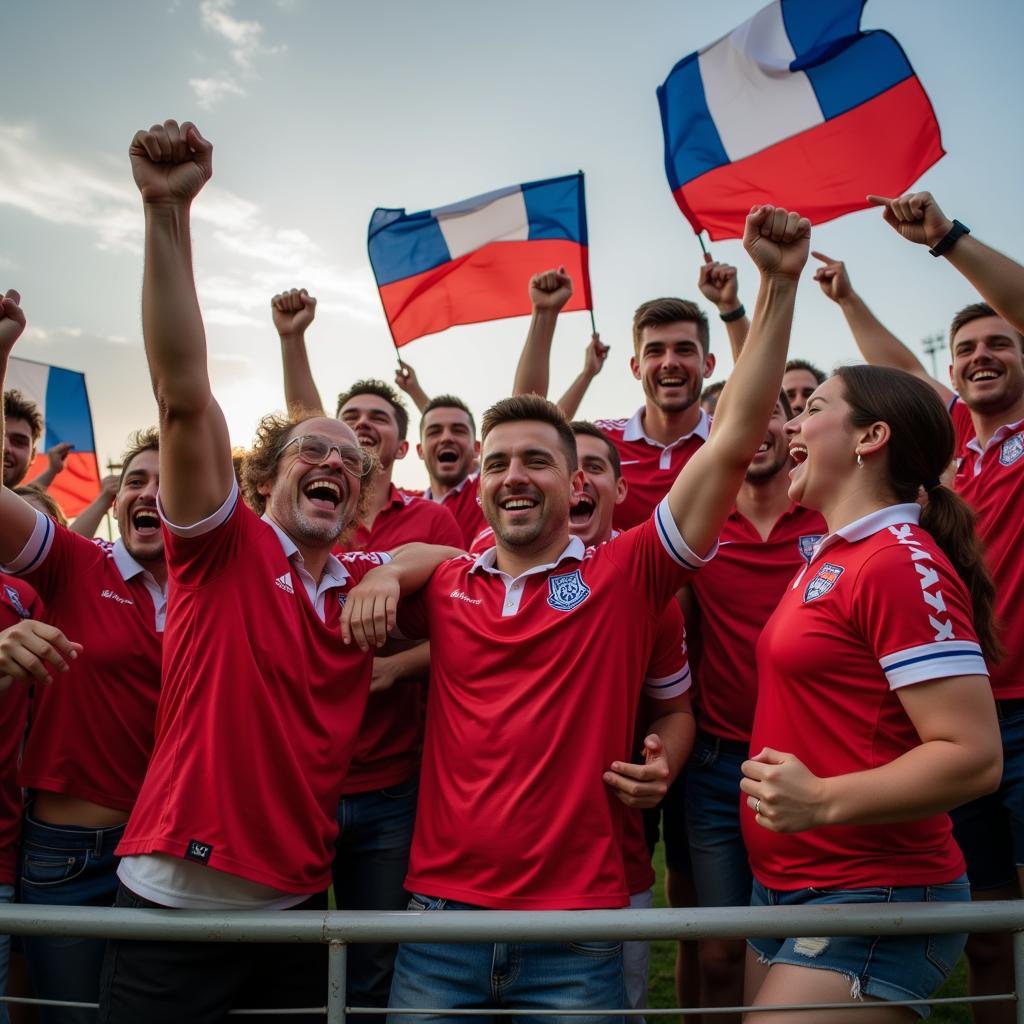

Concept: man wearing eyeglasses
[[100, 119, 460, 1023]]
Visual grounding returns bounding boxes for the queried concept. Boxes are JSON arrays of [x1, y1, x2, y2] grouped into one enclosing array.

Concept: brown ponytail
[[836, 365, 1002, 663]]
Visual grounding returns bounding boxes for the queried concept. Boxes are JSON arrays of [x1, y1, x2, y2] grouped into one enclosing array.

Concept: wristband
[[929, 220, 970, 258], [719, 304, 745, 323]]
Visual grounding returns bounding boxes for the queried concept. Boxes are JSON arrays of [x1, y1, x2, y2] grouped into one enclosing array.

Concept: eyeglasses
[[280, 435, 374, 477]]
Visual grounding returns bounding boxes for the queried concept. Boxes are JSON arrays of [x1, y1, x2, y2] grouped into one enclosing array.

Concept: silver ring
[[754, 798, 762, 815]]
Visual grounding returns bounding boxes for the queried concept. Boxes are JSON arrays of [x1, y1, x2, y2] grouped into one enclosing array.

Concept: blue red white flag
[[368, 173, 592, 347], [7, 356, 101, 517], [658, 0, 944, 240]]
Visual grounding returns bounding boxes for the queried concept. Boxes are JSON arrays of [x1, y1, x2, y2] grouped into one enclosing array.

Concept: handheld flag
[[368, 173, 592, 347], [658, 0, 944, 240], [7, 356, 101, 517]]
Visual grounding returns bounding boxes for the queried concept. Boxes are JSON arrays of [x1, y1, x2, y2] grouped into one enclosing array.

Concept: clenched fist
[[743, 205, 811, 281], [129, 119, 213, 205]]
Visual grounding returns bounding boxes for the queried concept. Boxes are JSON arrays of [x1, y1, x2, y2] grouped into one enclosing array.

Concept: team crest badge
[[803, 562, 844, 603], [547, 569, 591, 612], [999, 433, 1024, 467], [797, 535, 824, 565], [2, 585, 30, 620]]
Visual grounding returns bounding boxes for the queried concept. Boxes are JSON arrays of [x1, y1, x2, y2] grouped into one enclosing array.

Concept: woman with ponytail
[[740, 364, 1001, 1021]]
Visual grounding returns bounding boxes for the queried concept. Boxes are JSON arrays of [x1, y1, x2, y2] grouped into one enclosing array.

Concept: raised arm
[[698, 257, 750, 361], [272, 288, 325, 414], [31, 442, 73, 492], [0, 291, 50, 563], [869, 191, 1024, 336], [554, 333, 609, 419], [129, 119, 233, 526], [512, 267, 573, 398], [811, 250, 952, 404], [70, 474, 118, 538], [395, 360, 431, 414], [667, 206, 809, 558]]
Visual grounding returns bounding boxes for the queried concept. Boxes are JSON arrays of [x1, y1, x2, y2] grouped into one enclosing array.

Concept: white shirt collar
[[622, 406, 712, 448], [260, 514, 349, 586], [965, 414, 1024, 456], [469, 536, 586, 582], [111, 539, 165, 589], [812, 503, 922, 560]]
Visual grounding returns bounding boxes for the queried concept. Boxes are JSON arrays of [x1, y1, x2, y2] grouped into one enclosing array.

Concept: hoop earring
[[856, 453, 863, 468]]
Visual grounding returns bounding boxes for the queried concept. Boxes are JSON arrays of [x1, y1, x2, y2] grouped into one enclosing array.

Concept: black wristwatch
[[929, 220, 970, 258]]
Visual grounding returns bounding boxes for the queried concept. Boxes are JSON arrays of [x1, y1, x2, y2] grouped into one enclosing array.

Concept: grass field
[[645, 843, 972, 1021]]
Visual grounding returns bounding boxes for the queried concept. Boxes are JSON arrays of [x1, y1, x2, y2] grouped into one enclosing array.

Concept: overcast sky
[[2, 0, 1022, 488]]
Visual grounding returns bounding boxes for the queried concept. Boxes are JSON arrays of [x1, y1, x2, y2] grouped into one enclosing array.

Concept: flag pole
[[696, 231, 710, 260]]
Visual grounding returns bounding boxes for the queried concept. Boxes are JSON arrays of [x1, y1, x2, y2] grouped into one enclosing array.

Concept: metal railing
[[2, 900, 1024, 1021]]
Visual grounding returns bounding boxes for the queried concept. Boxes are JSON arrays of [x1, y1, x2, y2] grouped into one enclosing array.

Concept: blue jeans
[[685, 733, 752, 907], [951, 698, 1024, 889], [19, 814, 125, 1024], [387, 893, 624, 1024], [749, 876, 970, 1019], [332, 775, 418, 1010]]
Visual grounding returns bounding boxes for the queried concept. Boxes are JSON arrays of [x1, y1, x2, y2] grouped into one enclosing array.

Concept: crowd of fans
[[0, 119, 1020, 1024]]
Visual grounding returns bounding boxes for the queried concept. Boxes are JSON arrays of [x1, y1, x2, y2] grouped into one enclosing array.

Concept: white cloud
[[189, 75, 246, 110], [199, 0, 280, 69]]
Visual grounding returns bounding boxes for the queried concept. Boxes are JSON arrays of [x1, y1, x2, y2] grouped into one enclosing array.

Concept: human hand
[[529, 266, 573, 312], [394, 360, 419, 394], [45, 442, 74, 475], [129, 119, 213, 205], [341, 564, 400, 652], [272, 288, 317, 338], [698, 257, 740, 309], [0, 289, 26, 354], [369, 656, 401, 694], [740, 747, 829, 832], [743, 206, 811, 281], [0, 620, 82, 692], [811, 251, 854, 303], [866, 191, 954, 249], [583, 333, 609, 378], [603, 734, 671, 809], [100, 474, 120, 500]]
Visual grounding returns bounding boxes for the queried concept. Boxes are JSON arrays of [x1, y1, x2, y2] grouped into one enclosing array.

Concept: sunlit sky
[[2, 0, 1022, 490]]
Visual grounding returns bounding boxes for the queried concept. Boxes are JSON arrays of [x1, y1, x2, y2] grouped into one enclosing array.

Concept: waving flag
[[658, 0, 943, 241], [368, 173, 592, 347], [7, 356, 100, 517]]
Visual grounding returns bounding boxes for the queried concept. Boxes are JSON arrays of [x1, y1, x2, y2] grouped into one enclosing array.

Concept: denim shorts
[[950, 698, 1024, 890], [748, 876, 970, 1019]]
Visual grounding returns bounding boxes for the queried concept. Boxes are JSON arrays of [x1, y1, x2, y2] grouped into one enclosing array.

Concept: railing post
[[1014, 930, 1024, 1024], [327, 940, 347, 1024]]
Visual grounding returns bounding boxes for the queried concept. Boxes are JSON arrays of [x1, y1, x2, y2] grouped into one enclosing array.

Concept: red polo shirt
[[420, 473, 487, 549], [595, 408, 710, 531], [398, 498, 711, 909], [690, 503, 826, 744], [745, 504, 986, 891], [338, 484, 462, 794], [951, 396, 1024, 698]]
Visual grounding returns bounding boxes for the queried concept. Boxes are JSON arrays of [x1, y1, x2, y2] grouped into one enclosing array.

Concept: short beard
[[745, 452, 789, 482], [290, 504, 346, 545], [645, 380, 700, 415]]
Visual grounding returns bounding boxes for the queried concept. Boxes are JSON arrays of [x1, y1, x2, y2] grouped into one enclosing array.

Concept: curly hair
[[239, 410, 379, 538]]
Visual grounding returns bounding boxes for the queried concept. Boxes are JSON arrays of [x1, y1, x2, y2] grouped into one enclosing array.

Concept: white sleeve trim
[[654, 497, 717, 571], [642, 662, 692, 700], [0, 508, 54, 575], [880, 640, 988, 689], [158, 481, 239, 539]]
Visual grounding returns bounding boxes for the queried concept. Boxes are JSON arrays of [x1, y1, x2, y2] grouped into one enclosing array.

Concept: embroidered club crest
[[547, 569, 591, 612], [803, 562, 845, 603], [797, 534, 824, 565], [999, 433, 1024, 467], [3, 585, 30, 619]]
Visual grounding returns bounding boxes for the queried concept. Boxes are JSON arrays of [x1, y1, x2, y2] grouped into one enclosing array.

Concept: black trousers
[[98, 884, 328, 1024]]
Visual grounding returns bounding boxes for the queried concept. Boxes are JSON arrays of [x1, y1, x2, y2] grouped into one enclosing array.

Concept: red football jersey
[[745, 505, 987, 890], [0, 575, 38, 882], [623, 599, 690, 895], [690, 504, 826, 744], [595, 409, 710, 531], [398, 498, 709, 909], [3, 512, 164, 812], [118, 489, 386, 893], [951, 397, 1024, 699], [422, 473, 487, 549], [338, 485, 463, 794]]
